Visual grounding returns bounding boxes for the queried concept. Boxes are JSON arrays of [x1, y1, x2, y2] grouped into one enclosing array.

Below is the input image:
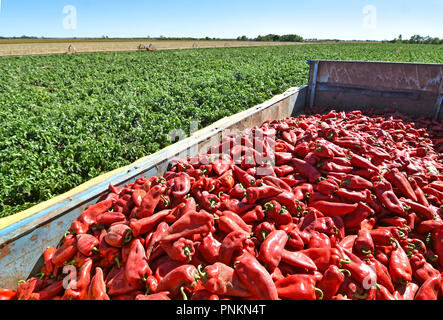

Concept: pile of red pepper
[[2, 109, 443, 300]]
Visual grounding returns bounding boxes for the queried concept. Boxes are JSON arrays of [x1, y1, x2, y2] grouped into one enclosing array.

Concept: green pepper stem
[[180, 286, 188, 301], [315, 288, 324, 300], [353, 291, 368, 300], [114, 257, 121, 269], [338, 269, 352, 277]]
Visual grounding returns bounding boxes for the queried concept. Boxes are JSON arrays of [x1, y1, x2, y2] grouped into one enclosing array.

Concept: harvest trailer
[[0, 60, 442, 289]]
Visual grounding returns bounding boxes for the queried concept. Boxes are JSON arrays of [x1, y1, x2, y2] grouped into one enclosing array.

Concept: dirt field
[[0, 39, 304, 57]]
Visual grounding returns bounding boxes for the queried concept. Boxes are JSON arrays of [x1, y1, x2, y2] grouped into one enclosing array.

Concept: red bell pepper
[[257, 230, 288, 270], [218, 230, 255, 265], [372, 175, 405, 215], [199, 262, 252, 298], [310, 201, 358, 217], [199, 233, 221, 264], [96, 211, 126, 226], [87, 267, 110, 300], [104, 223, 132, 248], [63, 258, 93, 300], [129, 209, 170, 237], [160, 238, 195, 262], [136, 184, 167, 218], [124, 239, 152, 288], [156, 264, 198, 298], [275, 274, 323, 300], [161, 209, 215, 242], [234, 252, 278, 300], [317, 265, 351, 299], [384, 168, 417, 202], [414, 273, 441, 300], [389, 239, 413, 284], [292, 158, 321, 183], [0, 289, 17, 300]]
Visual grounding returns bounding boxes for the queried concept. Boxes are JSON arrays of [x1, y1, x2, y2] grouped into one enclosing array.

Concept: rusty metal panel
[[0, 86, 307, 289], [307, 60, 443, 119]]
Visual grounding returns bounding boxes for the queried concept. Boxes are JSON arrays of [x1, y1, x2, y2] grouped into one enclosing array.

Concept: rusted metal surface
[[0, 86, 307, 289], [307, 60, 443, 119]]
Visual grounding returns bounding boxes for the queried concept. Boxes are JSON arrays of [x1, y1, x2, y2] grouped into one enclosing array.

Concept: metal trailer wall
[[0, 60, 442, 288], [307, 60, 443, 120]]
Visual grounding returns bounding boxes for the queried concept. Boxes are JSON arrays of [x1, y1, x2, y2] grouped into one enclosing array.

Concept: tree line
[[237, 34, 303, 42], [389, 34, 443, 44]]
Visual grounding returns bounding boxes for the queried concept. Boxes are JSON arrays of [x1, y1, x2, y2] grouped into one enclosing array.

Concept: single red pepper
[[104, 223, 132, 248], [241, 205, 265, 223], [263, 201, 292, 226], [315, 178, 339, 196], [129, 209, 171, 237], [292, 158, 321, 183], [317, 265, 351, 299], [51, 234, 78, 267], [389, 239, 413, 284], [254, 221, 277, 242], [0, 289, 17, 300], [336, 188, 367, 202], [199, 233, 221, 264], [353, 228, 375, 256], [275, 274, 323, 300], [198, 262, 252, 298], [347, 152, 379, 172], [136, 184, 167, 218], [218, 230, 255, 266], [372, 175, 405, 215], [343, 201, 374, 229], [401, 198, 435, 221], [400, 282, 419, 300], [160, 238, 195, 262], [42, 247, 57, 277], [220, 198, 256, 215], [340, 174, 373, 190], [219, 210, 252, 234], [299, 248, 332, 272], [107, 269, 140, 297], [63, 257, 93, 300], [87, 267, 110, 300], [124, 239, 152, 288], [96, 211, 126, 226], [310, 201, 358, 217], [145, 221, 169, 260], [414, 273, 441, 300], [280, 249, 317, 271], [70, 199, 114, 234], [409, 254, 440, 284], [245, 185, 282, 204], [234, 252, 278, 300], [408, 178, 429, 207], [32, 280, 65, 300], [384, 167, 418, 202], [257, 230, 288, 271], [156, 264, 198, 298], [233, 165, 256, 187]]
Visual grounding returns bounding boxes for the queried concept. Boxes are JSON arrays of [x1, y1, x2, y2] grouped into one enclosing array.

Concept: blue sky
[[0, 0, 442, 40]]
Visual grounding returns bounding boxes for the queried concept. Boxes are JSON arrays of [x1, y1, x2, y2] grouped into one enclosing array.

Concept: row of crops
[[1, 43, 442, 217]]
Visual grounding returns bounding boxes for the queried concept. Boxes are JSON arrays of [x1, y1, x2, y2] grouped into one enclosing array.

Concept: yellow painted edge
[[0, 87, 300, 230]]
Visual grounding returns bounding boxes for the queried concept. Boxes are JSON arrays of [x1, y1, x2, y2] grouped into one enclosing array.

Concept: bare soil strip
[[0, 40, 304, 57]]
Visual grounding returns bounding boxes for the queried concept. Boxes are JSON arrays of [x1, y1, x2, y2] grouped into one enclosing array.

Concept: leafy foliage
[[0, 43, 442, 217]]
